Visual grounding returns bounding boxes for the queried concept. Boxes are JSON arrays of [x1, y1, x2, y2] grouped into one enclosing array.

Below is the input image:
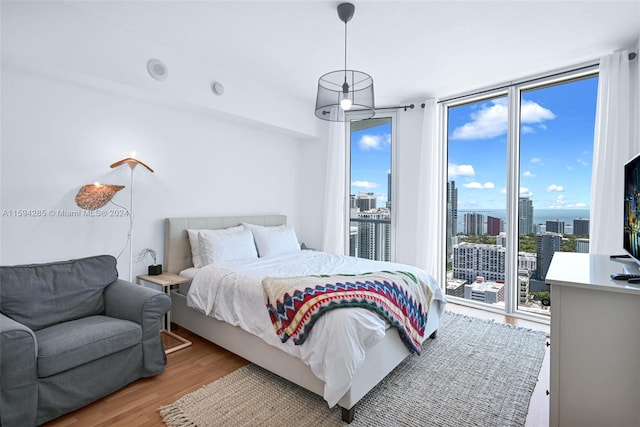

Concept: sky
[[350, 120, 392, 207], [448, 75, 599, 211], [348, 75, 599, 212]]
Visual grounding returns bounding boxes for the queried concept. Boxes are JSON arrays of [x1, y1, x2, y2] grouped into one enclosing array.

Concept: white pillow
[[198, 227, 258, 265], [243, 223, 301, 257], [187, 229, 206, 268]]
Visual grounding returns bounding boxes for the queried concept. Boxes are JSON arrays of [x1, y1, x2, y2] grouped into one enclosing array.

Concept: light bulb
[[340, 97, 353, 111], [129, 150, 137, 159]]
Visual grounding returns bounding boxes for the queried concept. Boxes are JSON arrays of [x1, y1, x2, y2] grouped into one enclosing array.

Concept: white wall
[[0, 63, 314, 277], [0, 2, 326, 278]]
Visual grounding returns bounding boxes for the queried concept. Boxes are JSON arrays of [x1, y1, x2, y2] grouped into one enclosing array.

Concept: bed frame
[[164, 215, 441, 423]]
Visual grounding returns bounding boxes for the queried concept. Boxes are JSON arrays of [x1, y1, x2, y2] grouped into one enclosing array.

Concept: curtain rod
[[375, 104, 416, 112]]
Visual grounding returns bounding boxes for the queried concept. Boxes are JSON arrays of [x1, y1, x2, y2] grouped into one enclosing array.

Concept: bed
[[164, 215, 445, 423]]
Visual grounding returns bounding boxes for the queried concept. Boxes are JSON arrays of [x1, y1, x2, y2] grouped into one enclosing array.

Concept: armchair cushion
[[35, 315, 142, 378], [0, 255, 118, 331]]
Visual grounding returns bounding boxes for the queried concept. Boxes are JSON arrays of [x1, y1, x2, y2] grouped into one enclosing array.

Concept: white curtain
[[415, 98, 444, 280], [590, 50, 638, 254], [321, 121, 347, 254]]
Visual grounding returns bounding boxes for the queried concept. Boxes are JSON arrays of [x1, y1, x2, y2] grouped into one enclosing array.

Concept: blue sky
[[350, 121, 392, 207], [448, 76, 598, 211], [348, 75, 598, 212]]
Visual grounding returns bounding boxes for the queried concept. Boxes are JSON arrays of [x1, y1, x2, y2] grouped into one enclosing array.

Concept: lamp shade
[[315, 69, 375, 121], [75, 184, 124, 210]]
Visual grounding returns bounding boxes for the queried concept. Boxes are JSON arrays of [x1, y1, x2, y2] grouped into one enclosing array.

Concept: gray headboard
[[164, 215, 287, 274]]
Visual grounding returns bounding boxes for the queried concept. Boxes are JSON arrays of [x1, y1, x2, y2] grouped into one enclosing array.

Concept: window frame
[[345, 111, 398, 261], [442, 64, 599, 323]]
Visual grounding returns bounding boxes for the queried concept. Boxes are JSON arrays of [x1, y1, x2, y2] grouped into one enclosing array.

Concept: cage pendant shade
[[314, 2, 375, 122], [315, 70, 374, 121]]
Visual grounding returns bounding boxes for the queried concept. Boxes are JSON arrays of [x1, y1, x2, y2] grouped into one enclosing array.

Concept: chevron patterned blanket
[[262, 270, 431, 354]]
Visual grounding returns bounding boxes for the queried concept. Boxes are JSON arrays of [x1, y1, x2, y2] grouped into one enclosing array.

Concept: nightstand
[[137, 272, 192, 354]]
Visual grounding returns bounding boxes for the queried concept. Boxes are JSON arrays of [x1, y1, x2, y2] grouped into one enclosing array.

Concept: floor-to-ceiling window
[[445, 68, 598, 319], [348, 116, 395, 261]]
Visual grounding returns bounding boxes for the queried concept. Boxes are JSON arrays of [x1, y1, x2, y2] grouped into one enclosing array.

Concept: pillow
[[187, 229, 205, 268], [188, 226, 244, 268], [198, 227, 258, 265], [243, 223, 301, 257]]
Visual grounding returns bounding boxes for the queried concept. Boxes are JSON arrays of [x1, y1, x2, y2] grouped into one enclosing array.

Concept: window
[[445, 69, 598, 319], [348, 116, 395, 261]]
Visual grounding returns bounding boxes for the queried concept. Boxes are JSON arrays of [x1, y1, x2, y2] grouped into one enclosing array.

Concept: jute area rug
[[159, 312, 546, 426]]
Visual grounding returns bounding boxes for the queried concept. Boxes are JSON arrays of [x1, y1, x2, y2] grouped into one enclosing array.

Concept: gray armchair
[[0, 255, 171, 426]]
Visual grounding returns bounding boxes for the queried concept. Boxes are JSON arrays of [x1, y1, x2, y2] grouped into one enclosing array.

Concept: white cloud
[[352, 181, 379, 190], [547, 184, 564, 192], [448, 163, 475, 178], [463, 181, 495, 189], [358, 133, 390, 151], [577, 158, 589, 167], [520, 187, 533, 197], [450, 99, 555, 140], [521, 99, 556, 123], [575, 202, 587, 208], [522, 126, 535, 134], [531, 157, 543, 164], [523, 170, 536, 178]]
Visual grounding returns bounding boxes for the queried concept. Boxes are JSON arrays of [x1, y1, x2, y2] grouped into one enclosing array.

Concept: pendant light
[[314, 2, 375, 121]]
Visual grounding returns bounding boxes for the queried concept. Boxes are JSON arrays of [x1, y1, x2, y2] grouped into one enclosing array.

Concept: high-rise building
[[452, 242, 505, 282], [355, 193, 376, 211], [519, 197, 534, 235], [574, 218, 590, 236], [536, 232, 562, 279], [447, 181, 458, 237], [487, 216, 502, 236], [447, 181, 458, 265], [386, 171, 391, 209], [464, 212, 484, 235], [356, 210, 390, 261], [546, 219, 565, 234], [576, 238, 590, 253]]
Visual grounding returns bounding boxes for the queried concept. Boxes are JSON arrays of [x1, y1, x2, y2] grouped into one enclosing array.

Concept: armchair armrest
[[0, 313, 38, 427], [104, 279, 171, 376]]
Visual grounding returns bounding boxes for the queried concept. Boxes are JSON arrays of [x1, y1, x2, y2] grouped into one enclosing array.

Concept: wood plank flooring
[[44, 303, 550, 426]]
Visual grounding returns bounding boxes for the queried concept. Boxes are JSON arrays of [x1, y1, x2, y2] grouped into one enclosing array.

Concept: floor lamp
[[110, 154, 154, 282]]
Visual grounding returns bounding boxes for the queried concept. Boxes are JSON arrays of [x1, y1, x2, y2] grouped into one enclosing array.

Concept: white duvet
[[186, 250, 445, 407]]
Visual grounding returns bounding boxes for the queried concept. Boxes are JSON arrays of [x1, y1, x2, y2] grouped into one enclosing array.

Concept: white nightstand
[[137, 272, 192, 354]]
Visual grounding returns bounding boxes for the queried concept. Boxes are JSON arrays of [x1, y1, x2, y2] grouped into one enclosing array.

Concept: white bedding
[[186, 250, 446, 407]]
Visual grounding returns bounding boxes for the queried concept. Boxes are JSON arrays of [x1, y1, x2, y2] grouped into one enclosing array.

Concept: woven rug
[[159, 312, 546, 426]]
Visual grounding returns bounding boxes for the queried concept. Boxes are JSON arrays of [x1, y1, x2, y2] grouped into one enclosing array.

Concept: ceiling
[[61, 1, 640, 107]]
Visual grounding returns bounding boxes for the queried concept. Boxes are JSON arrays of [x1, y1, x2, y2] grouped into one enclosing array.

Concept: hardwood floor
[[45, 303, 550, 426]]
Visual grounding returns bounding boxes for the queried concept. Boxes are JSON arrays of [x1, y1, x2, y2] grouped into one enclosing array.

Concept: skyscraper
[[487, 216, 502, 236], [573, 218, 589, 236], [355, 193, 376, 211], [464, 212, 484, 235], [536, 232, 562, 279], [546, 219, 565, 234], [386, 171, 391, 209], [519, 197, 534, 235], [447, 181, 458, 265], [447, 181, 458, 237]]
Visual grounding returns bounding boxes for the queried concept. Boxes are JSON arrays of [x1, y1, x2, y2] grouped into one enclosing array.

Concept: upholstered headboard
[[164, 215, 287, 274]]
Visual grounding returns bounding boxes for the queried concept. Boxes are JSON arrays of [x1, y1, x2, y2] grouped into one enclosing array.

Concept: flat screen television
[[624, 152, 640, 263]]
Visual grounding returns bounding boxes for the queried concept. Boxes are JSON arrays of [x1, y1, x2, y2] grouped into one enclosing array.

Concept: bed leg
[[429, 329, 437, 339], [341, 406, 355, 423]]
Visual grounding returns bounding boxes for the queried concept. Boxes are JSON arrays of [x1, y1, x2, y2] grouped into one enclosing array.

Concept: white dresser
[[546, 252, 640, 427]]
